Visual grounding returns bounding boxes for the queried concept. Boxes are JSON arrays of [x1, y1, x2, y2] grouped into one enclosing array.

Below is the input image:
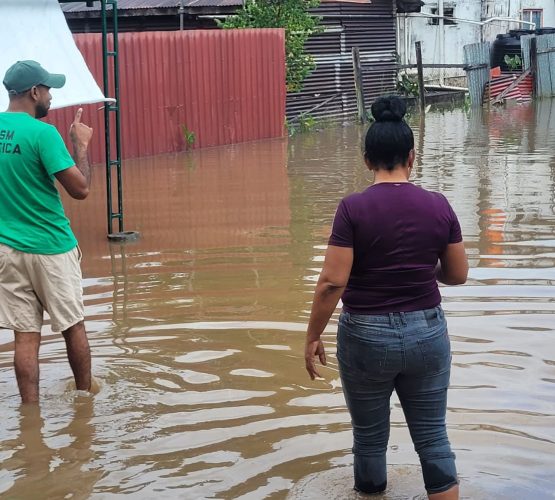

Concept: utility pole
[[179, 0, 184, 31]]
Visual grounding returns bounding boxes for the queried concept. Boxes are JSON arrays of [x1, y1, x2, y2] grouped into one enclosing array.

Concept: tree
[[220, 0, 321, 93]]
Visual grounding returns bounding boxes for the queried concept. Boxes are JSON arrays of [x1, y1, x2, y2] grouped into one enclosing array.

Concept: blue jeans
[[337, 306, 458, 495]]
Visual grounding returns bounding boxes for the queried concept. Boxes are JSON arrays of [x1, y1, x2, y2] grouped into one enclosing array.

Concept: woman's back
[[305, 95, 466, 500], [330, 182, 461, 314]]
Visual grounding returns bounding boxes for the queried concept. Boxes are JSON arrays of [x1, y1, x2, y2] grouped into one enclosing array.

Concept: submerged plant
[[462, 93, 471, 113], [285, 118, 297, 136], [298, 113, 317, 132], [397, 72, 419, 97], [286, 113, 319, 135], [180, 125, 196, 150]]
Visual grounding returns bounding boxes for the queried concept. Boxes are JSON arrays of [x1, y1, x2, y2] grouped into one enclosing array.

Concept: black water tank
[[508, 29, 535, 37], [396, 0, 424, 13], [491, 33, 522, 71]]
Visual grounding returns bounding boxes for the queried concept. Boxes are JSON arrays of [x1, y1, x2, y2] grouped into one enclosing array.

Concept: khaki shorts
[[0, 243, 85, 333]]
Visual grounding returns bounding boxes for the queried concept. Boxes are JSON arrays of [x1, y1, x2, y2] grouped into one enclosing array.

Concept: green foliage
[[220, 0, 321, 93], [396, 72, 419, 97], [180, 124, 196, 150], [298, 113, 317, 132], [286, 113, 318, 135], [462, 93, 471, 113], [504, 54, 522, 71], [285, 118, 296, 136]]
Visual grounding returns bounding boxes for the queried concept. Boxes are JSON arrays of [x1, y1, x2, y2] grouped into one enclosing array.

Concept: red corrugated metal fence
[[484, 73, 534, 104], [48, 29, 286, 164]]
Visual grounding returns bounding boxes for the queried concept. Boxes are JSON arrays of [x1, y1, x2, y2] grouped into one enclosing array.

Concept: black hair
[[364, 95, 414, 171]]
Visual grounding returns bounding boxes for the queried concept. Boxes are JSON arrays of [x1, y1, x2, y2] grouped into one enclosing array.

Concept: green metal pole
[[110, 0, 123, 232], [101, 0, 113, 235]]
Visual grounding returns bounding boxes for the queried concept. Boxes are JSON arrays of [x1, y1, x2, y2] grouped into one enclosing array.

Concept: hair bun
[[371, 96, 406, 122]]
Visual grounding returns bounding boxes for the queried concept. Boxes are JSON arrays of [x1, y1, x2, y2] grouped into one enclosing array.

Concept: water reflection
[[0, 100, 554, 498], [1, 398, 99, 499]]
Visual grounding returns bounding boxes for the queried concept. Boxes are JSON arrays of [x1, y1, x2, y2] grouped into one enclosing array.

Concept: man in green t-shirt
[[0, 60, 94, 403]]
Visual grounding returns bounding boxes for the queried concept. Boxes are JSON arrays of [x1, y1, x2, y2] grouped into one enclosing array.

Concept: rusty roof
[[60, 0, 244, 12], [60, 0, 369, 12]]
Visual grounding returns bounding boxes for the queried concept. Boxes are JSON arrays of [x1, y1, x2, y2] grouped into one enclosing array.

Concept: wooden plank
[[415, 41, 425, 113], [531, 37, 538, 97], [352, 47, 366, 123], [288, 93, 341, 123], [491, 68, 532, 104]]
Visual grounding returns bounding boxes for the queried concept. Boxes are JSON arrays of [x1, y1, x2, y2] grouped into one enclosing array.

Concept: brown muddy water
[[1, 101, 555, 499]]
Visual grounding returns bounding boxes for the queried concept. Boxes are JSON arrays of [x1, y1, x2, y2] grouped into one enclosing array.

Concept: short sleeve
[[446, 200, 462, 244], [37, 125, 75, 176], [328, 199, 354, 247]]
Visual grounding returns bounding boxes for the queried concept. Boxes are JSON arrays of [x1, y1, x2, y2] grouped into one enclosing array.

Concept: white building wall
[[397, 0, 555, 84], [482, 0, 555, 40]]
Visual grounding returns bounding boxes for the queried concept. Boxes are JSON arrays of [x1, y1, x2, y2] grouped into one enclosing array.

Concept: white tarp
[[0, 0, 112, 110]]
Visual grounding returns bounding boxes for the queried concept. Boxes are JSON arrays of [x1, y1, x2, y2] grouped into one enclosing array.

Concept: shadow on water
[[0, 100, 554, 498]]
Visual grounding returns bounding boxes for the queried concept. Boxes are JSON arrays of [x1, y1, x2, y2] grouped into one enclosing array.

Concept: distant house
[[61, 0, 239, 32], [62, 0, 398, 121], [396, 0, 555, 85]]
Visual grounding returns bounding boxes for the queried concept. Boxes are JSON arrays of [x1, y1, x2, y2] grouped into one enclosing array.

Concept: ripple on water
[[175, 349, 241, 363], [256, 345, 292, 351], [230, 369, 275, 377], [180, 370, 221, 384]]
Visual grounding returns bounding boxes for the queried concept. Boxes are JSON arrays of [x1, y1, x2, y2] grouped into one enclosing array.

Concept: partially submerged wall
[[48, 29, 286, 163]]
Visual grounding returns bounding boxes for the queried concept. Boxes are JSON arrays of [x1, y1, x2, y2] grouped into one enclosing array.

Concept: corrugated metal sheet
[[521, 34, 534, 70], [286, 0, 397, 121], [184, 0, 243, 5], [60, 0, 243, 12], [522, 33, 555, 97], [47, 29, 286, 163], [536, 34, 555, 98], [463, 42, 490, 107], [517, 74, 534, 101], [61, 0, 394, 122], [61, 0, 370, 12], [484, 74, 533, 103]]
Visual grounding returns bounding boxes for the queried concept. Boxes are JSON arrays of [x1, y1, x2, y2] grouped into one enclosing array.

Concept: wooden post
[[352, 47, 366, 123], [530, 36, 538, 98], [415, 41, 426, 113]]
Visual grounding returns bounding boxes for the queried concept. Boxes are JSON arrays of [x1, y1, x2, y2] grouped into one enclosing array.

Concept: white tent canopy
[[0, 0, 112, 111]]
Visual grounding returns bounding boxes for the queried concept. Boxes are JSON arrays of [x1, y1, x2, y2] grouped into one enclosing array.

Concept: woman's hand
[[305, 338, 327, 380], [304, 244, 351, 381]]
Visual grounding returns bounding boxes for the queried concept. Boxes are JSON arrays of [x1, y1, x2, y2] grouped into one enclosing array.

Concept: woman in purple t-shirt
[[304, 96, 468, 499]]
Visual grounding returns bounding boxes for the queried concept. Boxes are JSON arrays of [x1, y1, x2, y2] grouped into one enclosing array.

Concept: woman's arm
[[436, 241, 468, 285], [305, 245, 353, 380]]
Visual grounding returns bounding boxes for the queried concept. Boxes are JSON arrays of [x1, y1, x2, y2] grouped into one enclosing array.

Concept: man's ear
[[29, 86, 39, 102]]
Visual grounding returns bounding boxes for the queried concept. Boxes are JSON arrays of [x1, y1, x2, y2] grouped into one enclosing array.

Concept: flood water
[[1, 100, 555, 499]]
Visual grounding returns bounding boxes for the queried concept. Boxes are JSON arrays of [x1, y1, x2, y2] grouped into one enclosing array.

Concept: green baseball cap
[[3, 60, 66, 94]]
